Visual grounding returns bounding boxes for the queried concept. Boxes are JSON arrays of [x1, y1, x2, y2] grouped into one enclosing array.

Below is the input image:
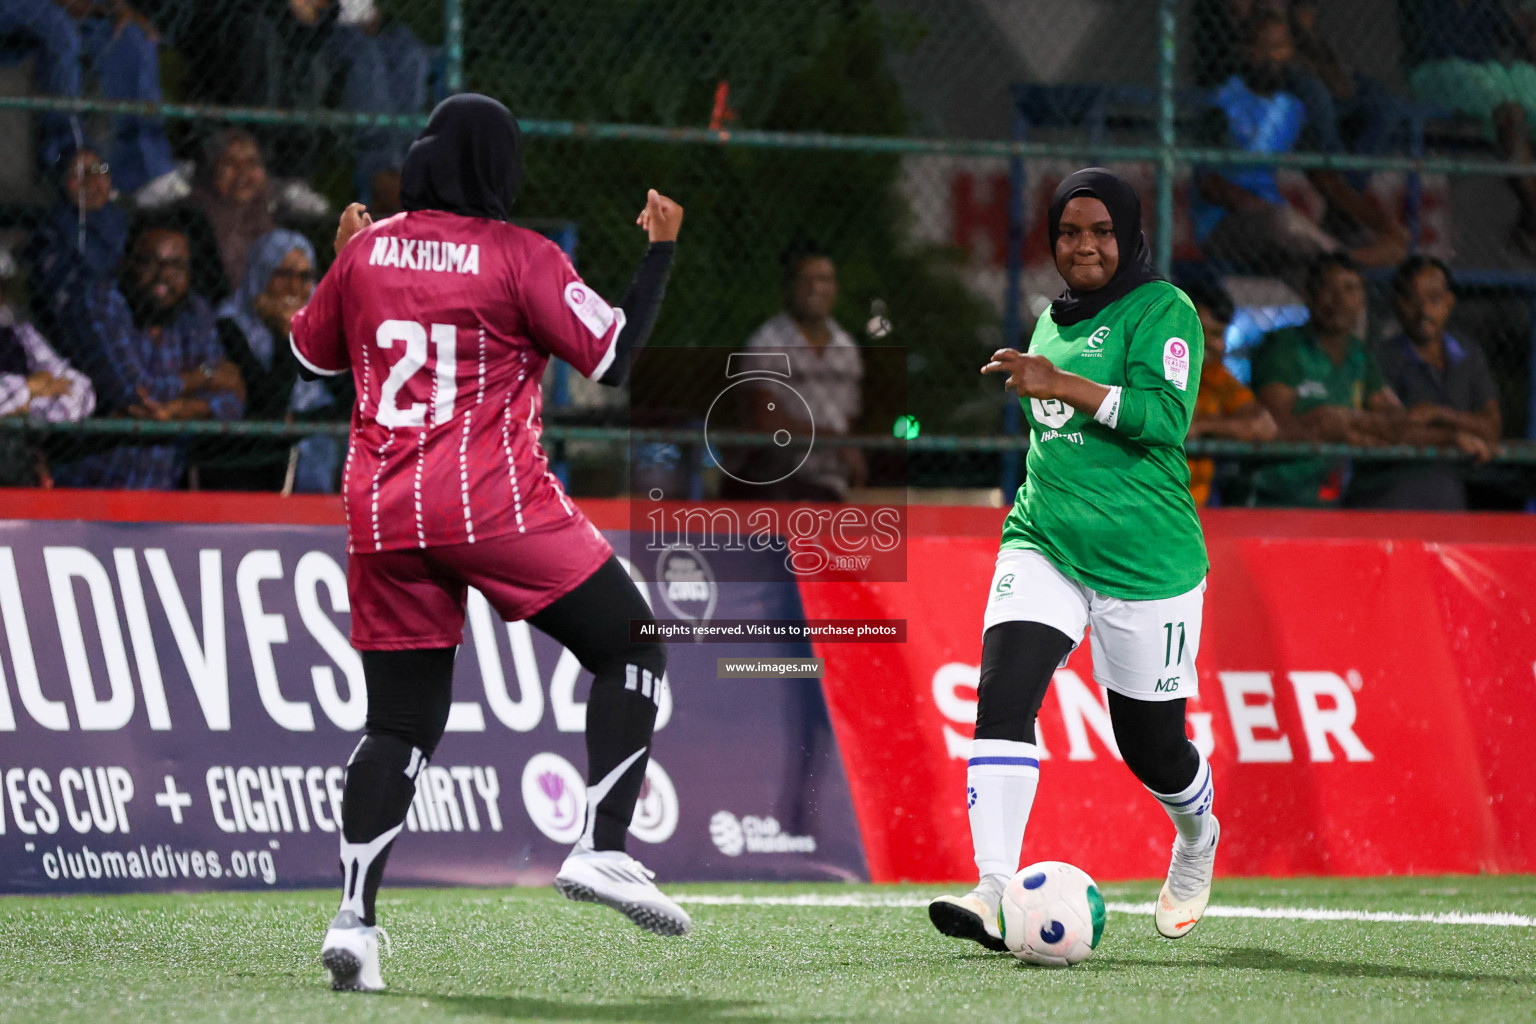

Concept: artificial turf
[[0, 876, 1532, 1024]]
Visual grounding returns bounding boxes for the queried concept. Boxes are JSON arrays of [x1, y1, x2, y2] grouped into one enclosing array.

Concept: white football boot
[[555, 843, 692, 936], [928, 878, 1007, 952], [1156, 816, 1220, 939], [321, 910, 389, 991]]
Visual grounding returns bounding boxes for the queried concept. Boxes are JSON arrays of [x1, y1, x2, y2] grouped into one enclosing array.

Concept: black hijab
[[1048, 167, 1163, 326], [401, 94, 523, 221]]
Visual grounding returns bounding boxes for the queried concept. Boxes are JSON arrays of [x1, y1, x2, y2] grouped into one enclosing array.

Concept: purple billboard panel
[[0, 520, 866, 894]]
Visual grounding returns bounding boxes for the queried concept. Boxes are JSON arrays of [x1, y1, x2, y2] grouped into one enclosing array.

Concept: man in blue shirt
[[53, 217, 244, 489], [1194, 9, 1408, 288], [1350, 255, 1503, 509]]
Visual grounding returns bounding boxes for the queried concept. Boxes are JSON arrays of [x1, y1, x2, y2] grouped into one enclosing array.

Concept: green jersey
[[1000, 280, 1209, 600], [1247, 325, 1385, 507]]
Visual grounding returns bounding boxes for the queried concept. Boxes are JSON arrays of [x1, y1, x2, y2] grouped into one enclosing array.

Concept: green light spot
[[893, 415, 920, 440]]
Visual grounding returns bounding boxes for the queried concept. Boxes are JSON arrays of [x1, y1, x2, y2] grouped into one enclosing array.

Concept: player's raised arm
[[522, 189, 683, 387], [982, 291, 1203, 448], [1102, 293, 1204, 446]]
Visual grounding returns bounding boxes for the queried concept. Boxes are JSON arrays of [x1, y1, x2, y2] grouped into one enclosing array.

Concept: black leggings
[[359, 556, 667, 757], [975, 620, 1199, 794]]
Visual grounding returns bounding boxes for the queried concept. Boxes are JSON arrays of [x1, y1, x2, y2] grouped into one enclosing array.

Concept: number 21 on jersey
[[376, 319, 459, 429]]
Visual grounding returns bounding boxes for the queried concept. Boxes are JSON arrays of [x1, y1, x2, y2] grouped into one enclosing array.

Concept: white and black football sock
[[1148, 747, 1215, 847], [337, 647, 456, 926], [338, 733, 427, 926], [969, 621, 1073, 888], [528, 557, 669, 854], [1106, 691, 1213, 846], [967, 738, 1042, 887]]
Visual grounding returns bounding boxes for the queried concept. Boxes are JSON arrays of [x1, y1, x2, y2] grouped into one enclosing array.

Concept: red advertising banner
[[800, 508, 1536, 883]]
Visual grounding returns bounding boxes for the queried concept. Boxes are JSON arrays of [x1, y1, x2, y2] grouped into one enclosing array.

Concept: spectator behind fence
[[182, 0, 337, 175], [184, 129, 331, 302], [727, 241, 865, 502], [22, 143, 128, 345], [205, 229, 345, 493], [182, 0, 425, 194], [1192, 9, 1408, 288], [1248, 253, 1401, 507], [332, 0, 434, 205], [1193, 1, 1407, 179], [1288, 0, 1407, 184], [1181, 278, 1278, 506], [1348, 256, 1503, 509], [1402, 0, 1536, 255], [0, 1, 181, 198], [0, 274, 95, 487], [52, 216, 243, 490]]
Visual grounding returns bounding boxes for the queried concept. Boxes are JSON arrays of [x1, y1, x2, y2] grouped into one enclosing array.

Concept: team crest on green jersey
[[1083, 326, 1110, 356]]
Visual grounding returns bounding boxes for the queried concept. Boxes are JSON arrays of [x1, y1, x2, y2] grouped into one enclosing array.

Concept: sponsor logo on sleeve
[[1163, 338, 1191, 391], [564, 282, 617, 338]]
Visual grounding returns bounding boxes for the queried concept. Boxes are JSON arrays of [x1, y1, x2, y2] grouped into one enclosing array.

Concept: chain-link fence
[[0, 0, 1533, 507]]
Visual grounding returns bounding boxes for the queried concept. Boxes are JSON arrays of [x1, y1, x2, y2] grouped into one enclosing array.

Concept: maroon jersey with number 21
[[291, 208, 624, 554]]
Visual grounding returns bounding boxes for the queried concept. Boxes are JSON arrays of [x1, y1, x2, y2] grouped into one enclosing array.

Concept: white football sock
[[1148, 749, 1215, 847], [967, 738, 1041, 885]]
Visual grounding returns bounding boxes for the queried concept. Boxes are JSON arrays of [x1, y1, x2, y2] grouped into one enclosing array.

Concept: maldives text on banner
[[0, 520, 866, 894]]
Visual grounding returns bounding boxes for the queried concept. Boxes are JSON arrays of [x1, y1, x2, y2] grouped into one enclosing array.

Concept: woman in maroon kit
[[289, 93, 688, 991]]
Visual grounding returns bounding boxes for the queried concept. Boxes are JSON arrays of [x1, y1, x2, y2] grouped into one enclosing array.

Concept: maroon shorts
[[348, 514, 613, 650]]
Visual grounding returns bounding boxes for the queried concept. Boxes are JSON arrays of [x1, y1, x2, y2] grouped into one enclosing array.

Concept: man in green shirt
[[928, 169, 1219, 957], [1250, 252, 1401, 506]]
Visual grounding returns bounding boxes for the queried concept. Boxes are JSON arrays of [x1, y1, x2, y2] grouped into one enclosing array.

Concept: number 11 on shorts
[[1163, 621, 1186, 667]]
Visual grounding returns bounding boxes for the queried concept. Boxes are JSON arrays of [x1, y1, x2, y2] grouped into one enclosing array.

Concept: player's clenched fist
[[635, 189, 684, 243], [982, 349, 1060, 399], [335, 202, 373, 254]]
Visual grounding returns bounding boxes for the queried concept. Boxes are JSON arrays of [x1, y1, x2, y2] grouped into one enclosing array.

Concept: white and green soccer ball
[[997, 861, 1106, 966]]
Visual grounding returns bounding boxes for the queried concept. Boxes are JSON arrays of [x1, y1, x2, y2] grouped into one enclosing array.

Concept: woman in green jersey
[[929, 168, 1218, 949]]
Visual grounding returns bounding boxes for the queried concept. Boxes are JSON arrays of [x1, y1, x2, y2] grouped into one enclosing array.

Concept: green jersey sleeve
[[1111, 291, 1205, 448]]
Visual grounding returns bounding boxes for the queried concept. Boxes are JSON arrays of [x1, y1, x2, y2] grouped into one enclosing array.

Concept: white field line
[[673, 894, 1536, 928]]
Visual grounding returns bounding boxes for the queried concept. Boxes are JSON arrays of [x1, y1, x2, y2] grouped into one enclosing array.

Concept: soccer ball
[[996, 861, 1106, 966]]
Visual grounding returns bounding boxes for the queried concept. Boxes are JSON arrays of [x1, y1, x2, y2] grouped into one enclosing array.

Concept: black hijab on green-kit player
[[1047, 167, 1164, 327]]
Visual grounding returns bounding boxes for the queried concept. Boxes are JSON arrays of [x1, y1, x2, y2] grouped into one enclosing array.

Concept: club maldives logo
[[628, 760, 680, 844], [708, 811, 817, 856], [709, 811, 747, 856], [521, 752, 586, 843]]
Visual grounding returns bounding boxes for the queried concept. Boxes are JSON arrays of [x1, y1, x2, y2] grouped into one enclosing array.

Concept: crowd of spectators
[[0, 1, 1526, 508], [1179, 0, 1523, 509], [0, 0, 432, 493], [1185, 251, 1503, 510]]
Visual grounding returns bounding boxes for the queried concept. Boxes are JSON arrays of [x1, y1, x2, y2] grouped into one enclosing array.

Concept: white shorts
[[983, 548, 1205, 702]]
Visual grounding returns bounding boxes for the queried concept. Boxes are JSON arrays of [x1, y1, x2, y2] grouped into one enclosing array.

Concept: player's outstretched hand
[[636, 189, 684, 243], [982, 349, 1059, 399], [335, 202, 373, 254]]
